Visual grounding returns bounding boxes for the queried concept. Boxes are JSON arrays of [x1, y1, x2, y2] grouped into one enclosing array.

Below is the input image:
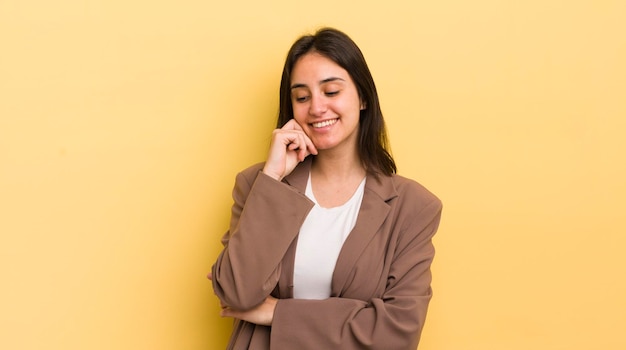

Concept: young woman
[[209, 28, 442, 350]]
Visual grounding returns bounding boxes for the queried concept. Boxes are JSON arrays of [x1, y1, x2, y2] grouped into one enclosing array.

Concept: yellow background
[[1, 0, 624, 349]]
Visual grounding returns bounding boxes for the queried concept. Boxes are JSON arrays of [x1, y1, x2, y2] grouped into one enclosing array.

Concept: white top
[[293, 174, 366, 299]]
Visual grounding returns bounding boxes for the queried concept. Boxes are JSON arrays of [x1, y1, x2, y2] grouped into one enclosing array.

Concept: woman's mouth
[[311, 118, 338, 128]]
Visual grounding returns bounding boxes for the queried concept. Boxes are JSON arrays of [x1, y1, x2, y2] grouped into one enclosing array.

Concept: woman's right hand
[[263, 119, 317, 181]]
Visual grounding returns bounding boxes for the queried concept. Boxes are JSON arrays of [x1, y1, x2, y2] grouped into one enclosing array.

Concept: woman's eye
[[295, 96, 309, 103], [325, 91, 339, 97]]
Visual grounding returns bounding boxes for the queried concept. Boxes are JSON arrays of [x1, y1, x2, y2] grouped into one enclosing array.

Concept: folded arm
[[211, 170, 313, 310]]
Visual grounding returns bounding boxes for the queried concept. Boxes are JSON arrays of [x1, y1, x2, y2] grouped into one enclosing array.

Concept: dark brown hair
[[277, 27, 396, 176]]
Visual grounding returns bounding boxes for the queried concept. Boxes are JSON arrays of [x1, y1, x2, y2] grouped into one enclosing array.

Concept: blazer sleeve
[[211, 168, 313, 310], [270, 197, 443, 350]]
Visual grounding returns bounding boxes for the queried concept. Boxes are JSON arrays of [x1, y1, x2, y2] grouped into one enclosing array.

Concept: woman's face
[[289, 52, 363, 153]]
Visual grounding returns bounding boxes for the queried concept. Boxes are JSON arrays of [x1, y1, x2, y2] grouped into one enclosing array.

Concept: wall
[[1, 0, 624, 349]]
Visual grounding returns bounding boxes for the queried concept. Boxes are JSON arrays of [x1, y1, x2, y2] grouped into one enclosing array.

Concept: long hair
[[277, 28, 396, 176]]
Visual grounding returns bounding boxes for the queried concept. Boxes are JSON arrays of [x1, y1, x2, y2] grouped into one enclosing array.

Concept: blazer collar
[[283, 156, 399, 203]]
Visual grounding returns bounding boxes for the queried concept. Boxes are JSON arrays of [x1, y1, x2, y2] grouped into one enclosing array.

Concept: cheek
[[335, 94, 361, 113], [292, 105, 308, 121]]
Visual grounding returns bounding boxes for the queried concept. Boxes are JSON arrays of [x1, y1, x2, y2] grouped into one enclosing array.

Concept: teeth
[[312, 119, 338, 128]]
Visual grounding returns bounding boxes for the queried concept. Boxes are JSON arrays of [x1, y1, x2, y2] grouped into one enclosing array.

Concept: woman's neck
[[311, 149, 365, 183], [309, 150, 366, 208]]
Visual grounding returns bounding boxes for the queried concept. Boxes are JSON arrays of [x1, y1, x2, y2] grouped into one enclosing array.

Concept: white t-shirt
[[293, 174, 366, 299]]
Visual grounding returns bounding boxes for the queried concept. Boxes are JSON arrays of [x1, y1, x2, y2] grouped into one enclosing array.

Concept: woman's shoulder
[[228, 162, 266, 192], [389, 173, 442, 209], [237, 162, 266, 179]]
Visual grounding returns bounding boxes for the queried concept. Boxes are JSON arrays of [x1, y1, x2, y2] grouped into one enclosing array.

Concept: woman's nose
[[308, 95, 327, 116]]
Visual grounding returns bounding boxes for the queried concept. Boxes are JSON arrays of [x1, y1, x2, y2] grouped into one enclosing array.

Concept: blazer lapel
[[331, 174, 398, 296], [282, 157, 311, 192]]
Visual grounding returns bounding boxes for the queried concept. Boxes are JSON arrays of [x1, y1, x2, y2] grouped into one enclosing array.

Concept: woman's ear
[[360, 100, 367, 110]]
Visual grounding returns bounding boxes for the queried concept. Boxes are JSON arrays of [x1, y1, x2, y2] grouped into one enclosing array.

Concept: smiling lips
[[311, 118, 338, 128]]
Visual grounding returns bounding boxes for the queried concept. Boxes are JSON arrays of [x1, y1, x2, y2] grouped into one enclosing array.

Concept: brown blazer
[[212, 158, 442, 350]]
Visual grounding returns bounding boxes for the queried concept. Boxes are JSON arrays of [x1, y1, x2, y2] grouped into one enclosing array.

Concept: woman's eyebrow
[[290, 77, 346, 90], [320, 77, 345, 84]]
